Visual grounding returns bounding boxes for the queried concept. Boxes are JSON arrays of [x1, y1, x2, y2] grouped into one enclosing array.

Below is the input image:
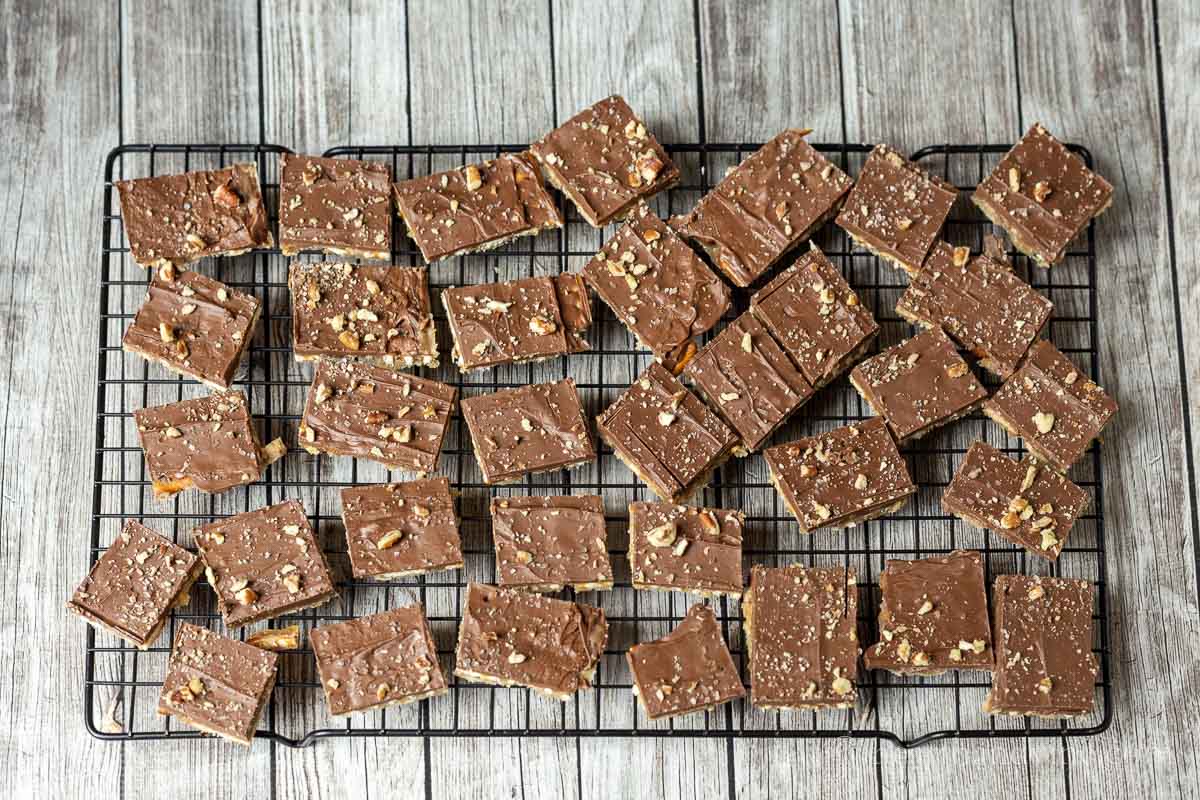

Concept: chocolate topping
[[627, 501, 744, 597], [341, 478, 463, 579], [444, 276, 572, 371], [278, 153, 392, 258], [553, 272, 593, 353], [490, 495, 611, 591]]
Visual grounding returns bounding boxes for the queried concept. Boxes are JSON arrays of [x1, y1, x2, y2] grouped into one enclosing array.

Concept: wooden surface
[[2, 0, 1198, 798]]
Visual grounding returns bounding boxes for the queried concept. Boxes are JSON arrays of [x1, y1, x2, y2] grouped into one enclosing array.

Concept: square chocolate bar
[[849, 326, 987, 443], [628, 501, 743, 598], [67, 520, 202, 649], [490, 495, 612, 592], [984, 575, 1098, 718], [310, 605, 447, 717], [973, 123, 1113, 267], [196, 499, 337, 628], [749, 244, 878, 388], [156, 623, 279, 746], [299, 359, 457, 475], [123, 267, 260, 390], [764, 416, 915, 533], [597, 362, 738, 503], [745, 565, 858, 710], [672, 129, 853, 286], [530, 94, 679, 227], [278, 153, 392, 259], [942, 441, 1090, 560], [454, 583, 608, 699], [289, 261, 437, 368], [341, 478, 463, 579], [863, 550, 992, 675], [835, 144, 957, 275], [982, 340, 1117, 472], [627, 604, 745, 720], [460, 379, 595, 484], [116, 163, 273, 270]]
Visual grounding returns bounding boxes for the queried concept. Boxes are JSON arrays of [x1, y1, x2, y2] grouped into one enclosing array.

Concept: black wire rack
[[88, 140, 1110, 748]]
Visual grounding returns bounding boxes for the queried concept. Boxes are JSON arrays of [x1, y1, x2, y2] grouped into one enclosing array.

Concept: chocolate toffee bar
[[834, 144, 957, 275], [982, 340, 1117, 472], [311, 605, 448, 717], [490, 495, 612, 592], [454, 583, 608, 699], [849, 327, 987, 443], [627, 604, 745, 720], [628, 501, 744, 598], [764, 416, 915, 533], [749, 244, 878, 388], [745, 565, 858, 710], [554, 272, 593, 353], [67, 520, 202, 649], [597, 362, 738, 503], [583, 203, 731, 370], [134, 391, 285, 499], [895, 241, 1053, 378], [672, 128, 853, 287], [299, 359, 457, 475], [289, 261, 437, 368], [972, 123, 1114, 267], [943, 441, 1089, 560], [459, 379, 595, 484], [530, 94, 679, 227], [278, 153, 392, 259], [683, 311, 814, 454], [984, 575, 1098, 718], [116, 163, 273, 269], [123, 266, 261, 390], [864, 550, 993, 675], [157, 623, 279, 746], [393, 153, 562, 263], [341, 478, 463, 579]]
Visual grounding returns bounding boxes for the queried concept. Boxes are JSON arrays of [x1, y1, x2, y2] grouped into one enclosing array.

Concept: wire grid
[[88, 140, 1110, 748]]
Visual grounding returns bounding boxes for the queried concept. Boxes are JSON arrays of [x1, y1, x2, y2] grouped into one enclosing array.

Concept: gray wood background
[[3, 0, 1198, 798]]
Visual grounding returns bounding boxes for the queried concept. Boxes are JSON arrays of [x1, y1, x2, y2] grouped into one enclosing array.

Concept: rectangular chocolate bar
[[628, 501, 743, 598], [67, 520, 202, 649], [454, 583, 608, 699], [341, 478, 464, 579], [490, 495, 612, 592], [764, 416, 915, 533], [278, 153, 392, 259]]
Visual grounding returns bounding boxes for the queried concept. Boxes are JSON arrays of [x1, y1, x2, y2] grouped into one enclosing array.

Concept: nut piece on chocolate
[[299, 359, 457, 475], [972, 123, 1114, 268], [583, 203, 731, 370], [134, 390, 286, 499], [310, 605, 447, 717], [597, 362, 738, 503], [942, 441, 1089, 560], [156, 623, 279, 746], [982, 340, 1117, 472], [683, 311, 814, 454], [749, 244, 878, 388], [341, 478, 463, 579], [66, 520, 203, 649], [196, 499, 337, 628], [672, 129, 853, 287], [835, 144, 957, 275], [553, 272, 594, 353], [628, 501, 744, 598], [290, 261, 437, 368], [627, 604, 745, 721], [278, 153, 393, 259], [745, 565, 858, 710], [393, 153, 562, 263], [460, 379, 596, 485], [896, 241, 1053, 378], [123, 268, 261, 390], [530, 94, 679, 227], [454, 583, 608, 700], [491, 495, 611, 593], [764, 416, 915, 533], [116, 163, 273, 270], [984, 575, 1098, 718], [864, 550, 993, 676], [849, 327, 987, 443]]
